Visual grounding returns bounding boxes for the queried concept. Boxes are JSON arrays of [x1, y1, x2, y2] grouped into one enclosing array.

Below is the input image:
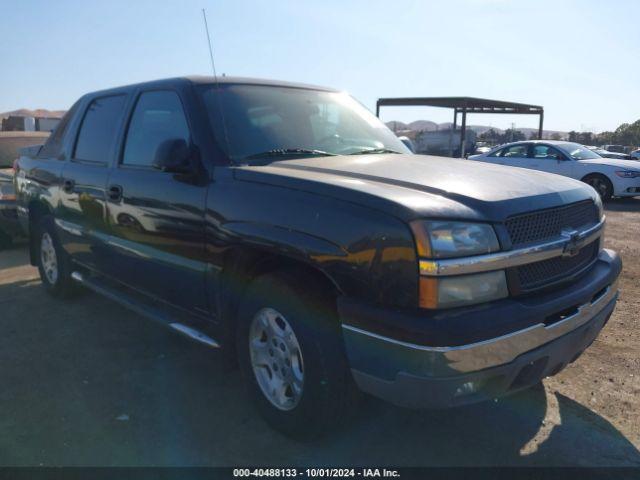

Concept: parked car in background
[[469, 140, 640, 200], [587, 147, 634, 160], [15, 77, 621, 438], [631, 149, 640, 160], [601, 144, 626, 154], [0, 167, 21, 248]]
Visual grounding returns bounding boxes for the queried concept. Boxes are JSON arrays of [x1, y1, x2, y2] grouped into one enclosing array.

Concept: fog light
[[419, 270, 508, 309]]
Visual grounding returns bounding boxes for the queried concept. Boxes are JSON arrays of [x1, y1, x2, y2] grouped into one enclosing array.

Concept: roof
[[376, 96, 543, 114], [86, 75, 339, 98], [504, 140, 572, 145]]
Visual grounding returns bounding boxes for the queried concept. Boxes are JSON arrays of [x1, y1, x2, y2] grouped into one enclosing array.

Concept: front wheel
[[583, 174, 613, 201], [236, 271, 354, 439]]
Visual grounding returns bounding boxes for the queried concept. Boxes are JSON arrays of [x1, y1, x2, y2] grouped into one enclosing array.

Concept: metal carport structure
[[375, 97, 544, 158]]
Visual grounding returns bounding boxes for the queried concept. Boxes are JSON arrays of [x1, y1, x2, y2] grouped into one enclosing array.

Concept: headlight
[[410, 220, 499, 259], [419, 271, 508, 309], [615, 170, 640, 178], [411, 220, 505, 309]]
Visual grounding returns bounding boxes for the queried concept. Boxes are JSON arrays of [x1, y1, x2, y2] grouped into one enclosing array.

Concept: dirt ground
[[0, 199, 638, 467], [0, 132, 49, 166]]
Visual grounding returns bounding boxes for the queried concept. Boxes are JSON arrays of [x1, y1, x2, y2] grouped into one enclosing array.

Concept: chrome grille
[[516, 241, 599, 291], [506, 200, 599, 246]]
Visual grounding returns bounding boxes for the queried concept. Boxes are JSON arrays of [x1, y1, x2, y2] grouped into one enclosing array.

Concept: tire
[[236, 271, 354, 439], [35, 216, 77, 297], [582, 174, 613, 201]]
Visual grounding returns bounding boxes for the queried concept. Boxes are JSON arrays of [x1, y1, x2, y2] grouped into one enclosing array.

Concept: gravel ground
[[0, 199, 638, 467]]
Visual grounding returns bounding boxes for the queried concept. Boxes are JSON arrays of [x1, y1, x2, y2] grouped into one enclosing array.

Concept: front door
[[104, 89, 208, 312]]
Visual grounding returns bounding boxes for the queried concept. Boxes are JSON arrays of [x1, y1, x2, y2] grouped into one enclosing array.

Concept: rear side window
[[501, 145, 529, 158], [74, 95, 127, 164], [122, 90, 190, 167], [38, 101, 80, 159]]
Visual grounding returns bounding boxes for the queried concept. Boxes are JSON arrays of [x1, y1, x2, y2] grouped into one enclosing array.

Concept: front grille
[[516, 240, 599, 291], [506, 200, 599, 246]]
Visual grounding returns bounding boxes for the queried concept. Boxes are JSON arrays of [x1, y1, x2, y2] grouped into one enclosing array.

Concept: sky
[[1, 0, 638, 133]]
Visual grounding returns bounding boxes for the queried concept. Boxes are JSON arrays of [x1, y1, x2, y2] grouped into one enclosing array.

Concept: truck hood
[[578, 158, 640, 170], [236, 154, 596, 222]]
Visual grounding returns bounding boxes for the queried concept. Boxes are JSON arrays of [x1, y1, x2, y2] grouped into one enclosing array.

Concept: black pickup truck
[[15, 76, 621, 438]]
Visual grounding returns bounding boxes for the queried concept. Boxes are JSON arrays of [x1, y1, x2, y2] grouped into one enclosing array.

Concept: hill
[[386, 119, 568, 139]]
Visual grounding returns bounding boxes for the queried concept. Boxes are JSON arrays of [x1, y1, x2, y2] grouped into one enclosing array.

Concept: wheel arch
[[216, 245, 344, 352], [580, 171, 613, 183], [581, 172, 615, 197]]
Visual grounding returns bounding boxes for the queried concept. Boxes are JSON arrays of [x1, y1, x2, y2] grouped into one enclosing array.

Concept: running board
[[71, 271, 220, 349]]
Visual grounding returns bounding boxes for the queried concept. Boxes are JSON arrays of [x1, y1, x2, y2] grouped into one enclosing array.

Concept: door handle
[[62, 179, 75, 193], [108, 184, 123, 202]]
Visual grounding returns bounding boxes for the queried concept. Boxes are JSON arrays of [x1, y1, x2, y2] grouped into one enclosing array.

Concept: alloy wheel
[[587, 177, 609, 199], [249, 307, 304, 411], [40, 232, 58, 285]]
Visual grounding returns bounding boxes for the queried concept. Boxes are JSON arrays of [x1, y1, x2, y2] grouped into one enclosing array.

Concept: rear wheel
[[35, 216, 77, 297], [236, 271, 354, 439], [582, 174, 613, 201]]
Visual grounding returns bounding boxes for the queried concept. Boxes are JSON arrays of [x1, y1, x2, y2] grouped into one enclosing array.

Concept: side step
[[71, 271, 220, 349]]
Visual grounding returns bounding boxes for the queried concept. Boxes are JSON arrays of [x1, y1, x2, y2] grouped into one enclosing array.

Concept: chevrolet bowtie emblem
[[561, 229, 583, 258]]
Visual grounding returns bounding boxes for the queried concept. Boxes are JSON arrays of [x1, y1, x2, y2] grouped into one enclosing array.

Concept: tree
[[577, 132, 594, 145], [502, 129, 526, 142]]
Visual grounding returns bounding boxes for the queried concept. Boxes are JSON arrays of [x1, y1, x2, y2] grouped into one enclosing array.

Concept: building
[[414, 128, 477, 157], [1, 115, 60, 132], [35, 117, 61, 132]]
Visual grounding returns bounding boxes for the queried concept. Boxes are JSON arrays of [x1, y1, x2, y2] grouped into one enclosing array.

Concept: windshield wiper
[[243, 148, 337, 161], [348, 148, 402, 155]]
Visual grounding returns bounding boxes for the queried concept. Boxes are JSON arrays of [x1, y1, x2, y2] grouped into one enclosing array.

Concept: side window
[[532, 145, 564, 160], [38, 101, 80, 159], [74, 95, 127, 164], [501, 145, 529, 159], [488, 148, 504, 157], [122, 91, 190, 167]]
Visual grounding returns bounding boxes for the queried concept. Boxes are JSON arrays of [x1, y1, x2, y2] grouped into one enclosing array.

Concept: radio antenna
[[201, 8, 231, 159], [202, 8, 218, 78]]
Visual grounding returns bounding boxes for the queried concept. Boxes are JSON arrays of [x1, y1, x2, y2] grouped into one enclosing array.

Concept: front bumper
[[340, 249, 621, 408], [614, 177, 640, 196]]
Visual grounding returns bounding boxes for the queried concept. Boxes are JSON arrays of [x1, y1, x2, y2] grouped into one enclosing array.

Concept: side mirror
[[152, 138, 192, 173]]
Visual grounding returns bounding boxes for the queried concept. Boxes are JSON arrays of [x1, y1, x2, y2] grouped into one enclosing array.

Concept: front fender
[[222, 221, 348, 262]]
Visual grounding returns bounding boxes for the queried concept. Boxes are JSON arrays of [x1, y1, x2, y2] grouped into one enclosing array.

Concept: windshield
[[200, 84, 410, 163], [557, 142, 602, 160]]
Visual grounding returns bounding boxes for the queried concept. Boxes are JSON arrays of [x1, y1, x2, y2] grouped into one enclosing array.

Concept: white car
[[468, 140, 640, 200]]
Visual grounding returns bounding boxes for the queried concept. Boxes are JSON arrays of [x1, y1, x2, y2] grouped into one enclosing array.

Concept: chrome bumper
[[343, 279, 617, 376]]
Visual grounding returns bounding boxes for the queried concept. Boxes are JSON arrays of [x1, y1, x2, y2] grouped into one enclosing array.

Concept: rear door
[[494, 143, 531, 168], [527, 144, 575, 177], [104, 88, 208, 312], [57, 94, 128, 272]]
